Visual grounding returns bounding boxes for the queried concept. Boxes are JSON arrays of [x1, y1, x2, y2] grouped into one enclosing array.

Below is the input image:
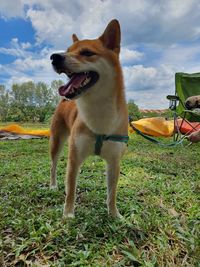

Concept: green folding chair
[[167, 72, 200, 141]]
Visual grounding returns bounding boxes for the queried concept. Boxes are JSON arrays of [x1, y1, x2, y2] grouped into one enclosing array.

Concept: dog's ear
[[99, 19, 121, 54], [72, 34, 79, 43]]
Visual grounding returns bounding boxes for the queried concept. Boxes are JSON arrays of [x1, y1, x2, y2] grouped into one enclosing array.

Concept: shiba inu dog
[[50, 19, 128, 218]]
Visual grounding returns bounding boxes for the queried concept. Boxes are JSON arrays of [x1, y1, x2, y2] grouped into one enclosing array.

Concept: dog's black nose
[[50, 53, 65, 65], [185, 100, 192, 110]]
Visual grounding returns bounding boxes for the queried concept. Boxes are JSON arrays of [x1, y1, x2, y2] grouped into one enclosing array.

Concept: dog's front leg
[[63, 144, 81, 218], [106, 159, 121, 218]]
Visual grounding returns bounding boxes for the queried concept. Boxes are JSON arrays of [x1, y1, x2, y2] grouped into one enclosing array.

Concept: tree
[[0, 85, 10, 121], [11, 81, 36, 121], [0, 80, 64, 122], [35, 82, 52, 122], [50, 80, 64, 107], [128, 99, 142, 121]]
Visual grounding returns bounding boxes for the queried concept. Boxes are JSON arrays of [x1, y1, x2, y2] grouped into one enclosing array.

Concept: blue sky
[[1, 0, 200, 108]]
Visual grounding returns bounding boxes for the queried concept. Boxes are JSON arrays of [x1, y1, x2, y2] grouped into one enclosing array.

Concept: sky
[[1, 0, 200, 109]]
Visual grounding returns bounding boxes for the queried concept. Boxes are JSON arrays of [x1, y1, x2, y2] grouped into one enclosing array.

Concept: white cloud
[[0, 0, 24, 18], [0, 47, 23, 57], [123, 64, 176, 108], [124, 65, 157, 91], [4, 0, 195, 47], [120, 48, 143, 64], [1, 0, 200, 46], [0, 39, 64, 88], [8, 75, 33, 86], [0, 38, 32, 58], [26, 8, 74, 47], [21, 42, 32, 49], [13, 57, 49, 72], [126, 88, 171, 109], [160, 44, 200, 69]]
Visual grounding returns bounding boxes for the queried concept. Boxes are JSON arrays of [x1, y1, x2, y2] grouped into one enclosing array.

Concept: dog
[[50, 19, 128, 218], [185, 95, 200, 143], [185, 95, 200, 110], [187, 130, 200, 143]]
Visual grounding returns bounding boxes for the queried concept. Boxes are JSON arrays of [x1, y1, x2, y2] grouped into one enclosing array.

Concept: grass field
[[0, 134, 199, 266]]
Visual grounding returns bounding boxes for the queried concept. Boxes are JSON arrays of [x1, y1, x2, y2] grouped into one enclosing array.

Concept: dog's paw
[[108, 209, 123, 219], [63, 204, 75, 219], [50, 184, 58, 190], [63, 212, 75, 219], [115, 212, 124, 220]]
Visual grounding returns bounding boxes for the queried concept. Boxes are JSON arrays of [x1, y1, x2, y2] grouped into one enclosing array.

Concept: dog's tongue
[[58, 73, 87, 96]]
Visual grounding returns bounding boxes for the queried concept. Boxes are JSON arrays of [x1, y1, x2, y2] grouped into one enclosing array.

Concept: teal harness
[[94, 134, 129, 155]]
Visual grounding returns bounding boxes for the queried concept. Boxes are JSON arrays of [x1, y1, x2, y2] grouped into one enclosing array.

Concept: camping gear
[[129, 117, 174, 137], [167, 72, 200, 140]]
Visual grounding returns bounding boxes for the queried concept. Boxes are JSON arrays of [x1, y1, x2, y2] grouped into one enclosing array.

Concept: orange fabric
[[0, 124, 50, 137], [129, 117, 174, 137], [177, 120, 200, 134]]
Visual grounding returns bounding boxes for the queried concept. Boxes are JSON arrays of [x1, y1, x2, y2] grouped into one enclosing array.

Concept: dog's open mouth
[[58, 71, 99, 99]]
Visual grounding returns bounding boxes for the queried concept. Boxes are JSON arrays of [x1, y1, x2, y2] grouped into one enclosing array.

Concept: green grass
[[0, 135, 200, 266]]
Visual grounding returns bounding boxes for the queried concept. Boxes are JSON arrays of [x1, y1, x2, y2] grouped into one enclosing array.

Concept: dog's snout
[[185, 100, 191, 109], [50, 53, 65, 66], [185, 100, 190, 109]]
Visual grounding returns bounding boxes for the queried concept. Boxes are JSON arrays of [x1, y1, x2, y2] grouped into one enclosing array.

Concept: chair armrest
[[167, 95, 179, 110], [166, 95, 179, 101]]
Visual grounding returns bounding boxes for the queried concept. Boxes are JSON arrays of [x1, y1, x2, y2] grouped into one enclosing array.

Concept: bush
[[128, 100, 142, 121]]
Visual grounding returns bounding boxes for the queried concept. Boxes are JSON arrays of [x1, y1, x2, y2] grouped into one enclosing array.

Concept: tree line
[[0, 80, 64, 122], [0, 80, 142, 123]]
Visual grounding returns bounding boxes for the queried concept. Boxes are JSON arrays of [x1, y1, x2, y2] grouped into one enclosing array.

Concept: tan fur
[[185, 95, 200, 143], [187, 130, 200, 143], [185, 95, 200, 109], [50, 20, 128, 218]]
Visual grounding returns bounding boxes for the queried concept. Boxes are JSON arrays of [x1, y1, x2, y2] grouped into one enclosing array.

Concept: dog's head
[[50, 19, 121, 100], [185, 95, 200, 109]]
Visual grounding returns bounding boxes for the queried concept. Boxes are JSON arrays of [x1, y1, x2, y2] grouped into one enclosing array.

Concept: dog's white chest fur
[[76, 95, 119, 134], [75, 58, 121, 134]]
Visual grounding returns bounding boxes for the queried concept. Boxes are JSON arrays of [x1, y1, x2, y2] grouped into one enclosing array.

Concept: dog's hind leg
[[50, 117, 68, 189]]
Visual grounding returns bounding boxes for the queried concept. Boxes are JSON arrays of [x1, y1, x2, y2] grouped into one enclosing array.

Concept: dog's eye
[[80, 50, 96, 57]]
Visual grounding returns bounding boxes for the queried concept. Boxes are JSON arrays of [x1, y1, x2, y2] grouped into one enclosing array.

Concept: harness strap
[[95, 134, 129, 155]]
